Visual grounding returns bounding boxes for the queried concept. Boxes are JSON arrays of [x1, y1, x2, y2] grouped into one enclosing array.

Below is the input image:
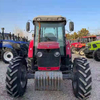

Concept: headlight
[[37, 52, 43, 57], [54, 52, 60, 57]]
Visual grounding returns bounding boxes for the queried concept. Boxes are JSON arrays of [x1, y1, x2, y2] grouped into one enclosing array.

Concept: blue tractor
[[13, 34, 29, 57], [1, 28, 29, 63]]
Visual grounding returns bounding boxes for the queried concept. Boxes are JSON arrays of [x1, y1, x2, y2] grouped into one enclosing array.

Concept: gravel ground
[[0, 54, 100, 100]]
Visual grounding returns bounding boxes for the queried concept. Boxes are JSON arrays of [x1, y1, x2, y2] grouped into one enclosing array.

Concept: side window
[[58, 27, 63, 42], [34, 25, 39, 55], [57, 27, 64, 55]]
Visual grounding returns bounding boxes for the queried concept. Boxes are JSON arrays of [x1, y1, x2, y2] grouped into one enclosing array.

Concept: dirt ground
[[0, 54, 100, 100]]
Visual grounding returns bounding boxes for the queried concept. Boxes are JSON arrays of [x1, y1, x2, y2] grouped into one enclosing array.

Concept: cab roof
[[33, 15, 66, 24]]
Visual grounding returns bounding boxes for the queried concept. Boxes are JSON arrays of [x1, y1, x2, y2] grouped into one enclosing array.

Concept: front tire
[[93, 49, 100, 61], [6, 56, 27, 97], [72, 57, 92, 100], [2, 48, 17, 63]]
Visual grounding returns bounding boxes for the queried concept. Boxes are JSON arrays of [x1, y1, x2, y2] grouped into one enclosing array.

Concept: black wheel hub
[[7, 55, 11, 58]]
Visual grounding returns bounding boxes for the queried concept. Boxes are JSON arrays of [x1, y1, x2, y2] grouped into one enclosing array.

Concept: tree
[[78, 28, 90, 38], [66, 33, 71, 40], [73, 32, 78, 39]]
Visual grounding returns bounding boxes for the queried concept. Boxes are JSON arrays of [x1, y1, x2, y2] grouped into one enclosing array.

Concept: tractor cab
[[27, 16, 74, 70]]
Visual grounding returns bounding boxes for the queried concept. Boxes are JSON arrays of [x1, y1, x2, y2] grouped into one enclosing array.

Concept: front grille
[[37, 49, 60, 67]]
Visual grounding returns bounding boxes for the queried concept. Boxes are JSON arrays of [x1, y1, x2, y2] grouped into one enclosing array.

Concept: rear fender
[[66, 41, 71, 58], [28, 40, 34, 58], [3, 44, 13, 49]]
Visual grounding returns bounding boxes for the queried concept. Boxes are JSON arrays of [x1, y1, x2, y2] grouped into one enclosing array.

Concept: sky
[[0, 0, 100, 39]]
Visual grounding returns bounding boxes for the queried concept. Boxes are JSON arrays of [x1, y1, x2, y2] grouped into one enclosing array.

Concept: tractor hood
[[37, 42, 60, 49], [2, 40, 19, 44], [18, 41, 29, 44]]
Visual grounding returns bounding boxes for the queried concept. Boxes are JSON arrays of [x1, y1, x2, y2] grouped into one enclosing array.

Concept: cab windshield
[[35, 22, 65, 55]]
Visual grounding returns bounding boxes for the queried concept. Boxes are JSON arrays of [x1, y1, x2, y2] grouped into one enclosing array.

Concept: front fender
[[28, 40, 34, 58], [66, 41, 71, 58], [3, 44, 13, 49]]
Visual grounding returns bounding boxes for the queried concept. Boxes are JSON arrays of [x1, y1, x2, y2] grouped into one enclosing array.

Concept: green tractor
[[84, 35, 100, 61]]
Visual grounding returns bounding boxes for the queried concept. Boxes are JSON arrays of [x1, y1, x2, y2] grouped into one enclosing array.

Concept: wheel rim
[[79, 49, 84, 56], [20, 65, 27, 88], [3, 51, 13, 62], [80, 50, 84, 56]]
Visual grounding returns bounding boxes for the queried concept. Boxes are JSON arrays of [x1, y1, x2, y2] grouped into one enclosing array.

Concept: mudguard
[[28, 40, 34, 58], [66, 41, 71, 58], [3, 44, 13, 49]]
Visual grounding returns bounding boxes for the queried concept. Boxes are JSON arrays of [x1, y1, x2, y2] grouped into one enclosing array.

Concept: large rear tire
[[6, 56, 27, 97], [2, 48, 17, 63], [72, 57, 92, 100], [93, 49, 100, 61]]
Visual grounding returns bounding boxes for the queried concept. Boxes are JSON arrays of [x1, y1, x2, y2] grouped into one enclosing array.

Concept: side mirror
[[26, 22, 30, 32], [69, 22, 74, 31]]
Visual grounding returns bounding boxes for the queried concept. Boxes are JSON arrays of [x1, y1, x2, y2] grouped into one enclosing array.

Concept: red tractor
[[6, 16, 92, 100], [71, 36, 97, 56]]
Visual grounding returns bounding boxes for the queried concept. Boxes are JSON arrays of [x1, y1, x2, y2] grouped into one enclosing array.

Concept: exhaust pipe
[[9, 32, 11, 40], [1, 28, 5, 40], [12, 34, 15, 40]]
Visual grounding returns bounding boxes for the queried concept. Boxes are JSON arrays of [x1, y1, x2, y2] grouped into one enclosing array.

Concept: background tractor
[[71, 35, 97, 56], [0, 28, 29, 63], [0, 28, 19, 63], [13, 34, 29, 57], [6, 16, 92, 100], [84, 35, 100, 61]]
